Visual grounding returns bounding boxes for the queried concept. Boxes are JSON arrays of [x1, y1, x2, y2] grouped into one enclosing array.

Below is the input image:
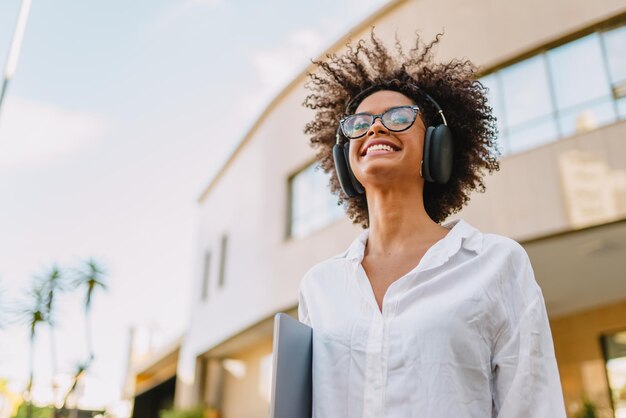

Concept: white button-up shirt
[[298, 219, 566, 417]]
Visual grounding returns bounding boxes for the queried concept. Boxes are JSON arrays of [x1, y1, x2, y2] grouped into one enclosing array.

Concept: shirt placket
[[360, 287, 398, 418], [380, 296, 396, 418], [363, 309, 384, 418], [351, 231, 460, 418]]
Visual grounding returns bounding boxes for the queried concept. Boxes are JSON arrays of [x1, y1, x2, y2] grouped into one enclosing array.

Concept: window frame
[[201, 250, 211, 300], [478, 15, 626, 156], [218, 234, 228, 288], [286, 159, 344, 240]]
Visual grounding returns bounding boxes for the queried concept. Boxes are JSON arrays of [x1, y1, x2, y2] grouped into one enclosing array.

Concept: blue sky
[[0, 0, 388, 411]]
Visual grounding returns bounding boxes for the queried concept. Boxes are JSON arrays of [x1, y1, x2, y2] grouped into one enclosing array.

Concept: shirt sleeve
[[491, 249, 566, 418], [298, 285, 311, 327]]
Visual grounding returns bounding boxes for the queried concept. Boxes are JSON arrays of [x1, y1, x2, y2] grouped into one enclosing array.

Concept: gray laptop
[[269, 313, 312, 418]]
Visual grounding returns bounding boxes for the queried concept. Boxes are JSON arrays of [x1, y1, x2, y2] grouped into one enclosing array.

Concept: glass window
[[547, 33, 617, 134], [547, 34, 613, 110], [617, 99, 626, 120], [289, 162, 344, 238], [482, 21, 626, 156], [603, 25, 626, 119], [499, 55, 560, 151], [601, 331, 626, 417], [558, 100, 617, 137], [480, 73, 509, 155], [603, 25, 626, 85], [507, 116, 559, 154], [500, 55, 555, 128], [201, 251, 211, 300], [218, 235, 227, 288]]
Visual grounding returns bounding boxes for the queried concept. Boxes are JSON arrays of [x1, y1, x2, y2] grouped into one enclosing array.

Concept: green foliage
[[73, 259, 107, 311], [61, 361, 90, 410], [575, 399, 597, 418], [13, 404, 53, 418], [41, 265, 66, 326], [20, 281, 47, 339], [10, 259, 107, 417], [159, 407, 206, 418]]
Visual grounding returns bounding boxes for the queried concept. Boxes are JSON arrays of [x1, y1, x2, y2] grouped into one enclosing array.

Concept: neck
[[364, 183, 446, 256]]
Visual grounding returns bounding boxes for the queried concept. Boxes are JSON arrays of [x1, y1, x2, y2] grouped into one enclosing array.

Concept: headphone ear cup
[[333, 126, 364, 197], [428, 125, 454, 184], [422, 126, 435, 183], [333, 143, 358, 197], [343, 142, 365, 195]]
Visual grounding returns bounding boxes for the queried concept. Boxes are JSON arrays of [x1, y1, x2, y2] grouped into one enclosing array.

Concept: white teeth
[[366, 144, 395, 154]]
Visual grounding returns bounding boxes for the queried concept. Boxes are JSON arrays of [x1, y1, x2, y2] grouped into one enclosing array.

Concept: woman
[[298, 33, 566, 417]]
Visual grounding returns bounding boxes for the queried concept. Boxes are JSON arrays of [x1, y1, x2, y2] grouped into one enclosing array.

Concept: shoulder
[[299, 251, 350, 294], [481, 231, 530, 266], [479, 230, 541, 304], [300, 230, 366, 292], [471, 230, 547, 336], [456, 218, 530, 268]]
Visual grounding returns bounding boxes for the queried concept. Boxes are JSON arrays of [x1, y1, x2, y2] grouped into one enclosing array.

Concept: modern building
[[174, 0, 626, 417], [125, 330, 182, 418]]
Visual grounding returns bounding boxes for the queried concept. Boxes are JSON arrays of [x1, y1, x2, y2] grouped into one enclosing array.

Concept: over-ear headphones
[[332, 83, 454, 198]]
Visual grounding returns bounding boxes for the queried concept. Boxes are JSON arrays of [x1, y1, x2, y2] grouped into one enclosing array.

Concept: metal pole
[[0, 78, 9, 114], [0, 0, 33, 120]]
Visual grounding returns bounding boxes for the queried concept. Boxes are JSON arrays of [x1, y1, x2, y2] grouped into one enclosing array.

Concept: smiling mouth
[[362, 143, 400, 156]]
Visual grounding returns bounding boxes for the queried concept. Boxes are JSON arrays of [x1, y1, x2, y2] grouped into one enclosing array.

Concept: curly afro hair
[[303, 31, 500, 228]]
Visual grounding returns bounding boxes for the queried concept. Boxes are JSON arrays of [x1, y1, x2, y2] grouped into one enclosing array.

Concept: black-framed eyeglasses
[[339, 105, 420, 139]]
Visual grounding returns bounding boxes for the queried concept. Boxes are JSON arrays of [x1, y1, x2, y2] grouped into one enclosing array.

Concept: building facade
[[125, 331, 182, 418], [176, 0, 626, 417]]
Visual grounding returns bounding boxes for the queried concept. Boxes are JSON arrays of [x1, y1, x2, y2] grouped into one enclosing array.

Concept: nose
[[367, 115, 388, 136]]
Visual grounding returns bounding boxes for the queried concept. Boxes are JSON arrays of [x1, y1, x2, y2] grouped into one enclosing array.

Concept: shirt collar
[[344, 218, 483, 264]]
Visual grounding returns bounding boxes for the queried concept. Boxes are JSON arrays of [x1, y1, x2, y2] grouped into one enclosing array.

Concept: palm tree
[[73, 259, 107, 364], [61, 361, 89, 415], [41, 265, 66, 409], [18, 280, 47, 418]]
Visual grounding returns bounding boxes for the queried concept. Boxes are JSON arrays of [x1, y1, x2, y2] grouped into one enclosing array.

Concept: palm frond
[[73, 258, 108, 311], [41, 264, 68, 326], [16, 280, 48, 338], [61, 360, 91, 409]]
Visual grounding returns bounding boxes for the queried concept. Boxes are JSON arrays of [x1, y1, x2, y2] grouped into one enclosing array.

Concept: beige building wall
[[551, 300, 626, 416], [219, 339, 273, 418], [175, 0, 626, 415], [459, 119, 626, 242]]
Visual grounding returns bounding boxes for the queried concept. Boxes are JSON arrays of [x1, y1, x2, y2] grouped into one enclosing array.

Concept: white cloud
[[189, 0, 223, 5], [247, 0, 391, 96], [251, 28, 326, 92], [0, 97, 106, 168], [241, 28, 329, 120], [140, 0, 223, 40]]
